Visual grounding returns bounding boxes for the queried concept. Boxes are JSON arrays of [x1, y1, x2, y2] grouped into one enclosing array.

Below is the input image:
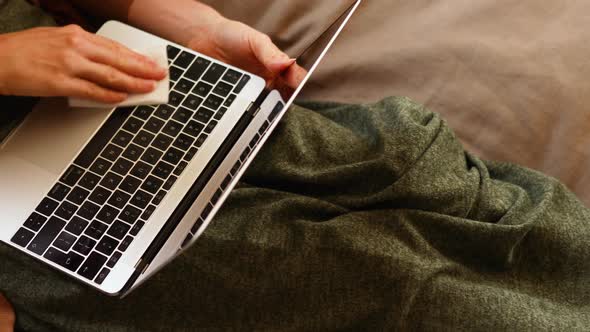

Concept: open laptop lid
[[125, 0, 361, 296]]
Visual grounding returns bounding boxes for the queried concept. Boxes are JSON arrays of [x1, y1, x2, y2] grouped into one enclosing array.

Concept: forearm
[[69, 0, 223, 46]]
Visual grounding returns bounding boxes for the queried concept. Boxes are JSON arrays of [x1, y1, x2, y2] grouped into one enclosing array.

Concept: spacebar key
[[74, 107, 134, 168], [27, 217, 66, 255]]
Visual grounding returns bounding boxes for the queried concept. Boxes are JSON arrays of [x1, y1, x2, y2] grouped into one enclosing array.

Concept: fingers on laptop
[[61, 77, 128, 104], [86, 33, 167, 80], [57, 25, 165, 101]]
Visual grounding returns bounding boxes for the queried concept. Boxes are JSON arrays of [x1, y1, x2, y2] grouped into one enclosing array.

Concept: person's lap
[[2, 97, 589, 331]]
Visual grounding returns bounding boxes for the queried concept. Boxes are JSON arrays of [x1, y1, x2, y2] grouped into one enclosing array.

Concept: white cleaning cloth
[[69, 46, 169, 108]]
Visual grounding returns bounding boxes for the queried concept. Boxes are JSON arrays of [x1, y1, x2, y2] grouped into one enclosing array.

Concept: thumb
[[249, 31, 294, 75]]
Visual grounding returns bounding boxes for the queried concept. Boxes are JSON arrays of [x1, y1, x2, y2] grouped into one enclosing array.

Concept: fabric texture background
[[1, 1, 590, 331], [2, 97, 590, 331], [201, 0, 590, 206]]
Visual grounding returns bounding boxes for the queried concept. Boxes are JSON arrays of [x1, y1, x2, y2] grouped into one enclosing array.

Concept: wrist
[[127, 0, 225, 47]]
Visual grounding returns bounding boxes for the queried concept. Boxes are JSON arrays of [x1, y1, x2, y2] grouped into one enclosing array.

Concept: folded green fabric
[[1, 97, 589, 331]]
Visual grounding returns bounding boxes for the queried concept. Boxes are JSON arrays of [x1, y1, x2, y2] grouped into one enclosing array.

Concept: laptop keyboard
[[10, 45, 251, 285]]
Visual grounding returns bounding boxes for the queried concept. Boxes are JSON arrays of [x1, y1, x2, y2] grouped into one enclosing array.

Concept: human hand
[[0, 25, 167, 103], [0, 293, 14, 332], [185, 17, 307, 93]]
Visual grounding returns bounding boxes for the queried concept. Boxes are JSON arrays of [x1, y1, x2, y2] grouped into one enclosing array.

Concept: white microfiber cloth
[[69, 46, 169, 108]]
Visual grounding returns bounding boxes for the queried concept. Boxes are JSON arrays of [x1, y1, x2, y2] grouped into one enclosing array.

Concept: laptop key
[[78, 201, 100, 220], [140, 204, 156, 221], [112, 158, 134, 176], [60, 165, 85, 186], [153, 161, 174, 179], [65, 216, 89, 235], [96, 205, 119, 224], [78, 252, 107, 280], [173, 51, 195, 68], [100, 172, 123, 190], [90, 158, 112, 176], [66, 186, 90, 205], [53, 231, 76, 251], [172, 107, 193, 124], [163, 147, 184, 165], [195, 134, 207, 148], [155, 104, 175, 120], [95, 267, 111, 285], [193, 81, 213, 97], [214, 107, 227, 121], [10, 228, 35, 247], [202, 63, 226, 84], [153, 133, 174, 151], [169, 66, 183, 81], [55, 201, 78, 221], [27, 217, 66, 255], [213, 81, 232, 97], [167, 45, 180, 60], [112, 130, 134, 149], [162, 120, 183, 137], [108, 190, 131, 209], [101, 144, 123, 162], [119, 205, 141, 224], [123, 143, 145, 162], [44, 247, 84, 272], [163, 175, 178, 191], [223, 94, 236, 108], [183, 120, 204, 137], [174, 78, 195, 94], [36, 197, 59, 216], [184, 147, 198, 161], [129, 220, 145, 236], [133, 130, 155, 148], [107, 221, 130, 240], [222, 69, 242, 84], [118, 235, 133, 252], [106, 251, 122, 268], [141, 147, 163, 165], [130, 161, 152, 180], [152, 190, 166, 206], [96, 235, 119, 256], [233, 75, 250, 93], [143, 117, 166, 134], [194, 107, 214, 124], [123, 116, 144, 134], [88, 186, 110, 206], [73, 235, 96, 255], [169, 91, 184, 107], [133, 106, 154, 120], [173, 161, 188, 176], [185, 57, 211, 81], [131, 190, 153, 209], [79, 172, 100, 191], [203, 94, 223, 111], [49, 183, 71, 201], [85, 220, 108, 240], [204, 120, 218, 134], [23, 212, 47, 232], [141, 176, 163, 195], [173, 134, 195, 151], [182, 94, 203, 111], [119, 175, 141, 194]]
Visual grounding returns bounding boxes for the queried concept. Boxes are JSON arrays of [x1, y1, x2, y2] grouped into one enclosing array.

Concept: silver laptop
[[0, 1, 360, 297]]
